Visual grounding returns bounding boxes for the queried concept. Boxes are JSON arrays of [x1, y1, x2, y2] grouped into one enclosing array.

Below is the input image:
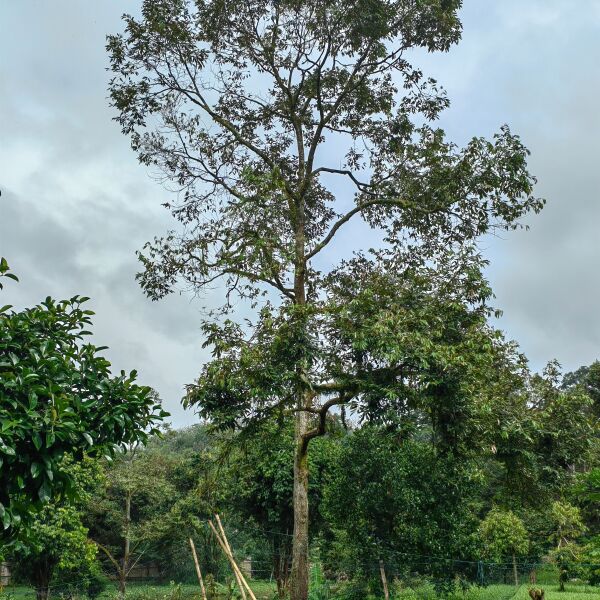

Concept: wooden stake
[[189, 538, 208, 600], [208, 520, 251, 600], [209, 517, 257, 600], [379, 559, 390, 600]]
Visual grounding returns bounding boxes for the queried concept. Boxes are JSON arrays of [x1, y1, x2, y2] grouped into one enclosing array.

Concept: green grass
[[512, 584, 599, 600], [1, 580, 597, 600], [0, 580, 278, 600]]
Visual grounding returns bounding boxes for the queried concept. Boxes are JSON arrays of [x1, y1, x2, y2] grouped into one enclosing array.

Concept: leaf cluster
[[0, 259, 168, 533]]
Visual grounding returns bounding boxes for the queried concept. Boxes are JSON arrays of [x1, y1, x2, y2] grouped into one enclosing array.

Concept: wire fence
[[1, 520, 598, 600]]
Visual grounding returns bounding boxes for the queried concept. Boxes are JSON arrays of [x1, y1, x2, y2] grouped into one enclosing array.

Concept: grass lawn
[[0, 581, 278, 600], [1, 580, 597, 600], [512, 584, 599, 600]]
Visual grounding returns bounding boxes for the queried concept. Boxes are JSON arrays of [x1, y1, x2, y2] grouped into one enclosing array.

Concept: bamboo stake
[[379, 560, 390, 600], [209, 518, 257, 600], [208, 520, 249, 600], [188, 538, 208, 600], [214, 514, 237, 567], [217, 519, 257, 600]]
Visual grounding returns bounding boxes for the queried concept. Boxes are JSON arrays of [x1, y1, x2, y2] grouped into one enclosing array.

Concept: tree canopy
[[107, 2, 544, 597]]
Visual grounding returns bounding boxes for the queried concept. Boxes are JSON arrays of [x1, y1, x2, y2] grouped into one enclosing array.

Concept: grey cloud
[[2, 0, 600, 427]]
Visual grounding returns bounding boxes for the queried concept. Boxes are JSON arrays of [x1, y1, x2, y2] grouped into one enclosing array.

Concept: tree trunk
[[120, 490, 132, 598], [559, 571, 566, 593], [32, 559, 52, 600], [289, 175, 310, 600], [274, 545, 291, 599], [512, 553, 518, 587], [290, 409, 310, 600], [35, 582, 50, 600]]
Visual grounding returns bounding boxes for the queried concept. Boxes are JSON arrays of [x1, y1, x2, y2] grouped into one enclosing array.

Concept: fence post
[[477, 561, 484, 587], [379, 560, 390, 600]]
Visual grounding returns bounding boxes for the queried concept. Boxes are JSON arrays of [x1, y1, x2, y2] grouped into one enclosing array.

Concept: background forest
[[3, 358, 598, 600]]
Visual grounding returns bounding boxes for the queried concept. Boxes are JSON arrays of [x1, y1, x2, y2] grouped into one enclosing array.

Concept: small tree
[[10, 458, 100, 600], [548, 501, 586, 591], [479, 508, 529, 586], [90, 447, 177, 596], [0, 259, 168, 533]]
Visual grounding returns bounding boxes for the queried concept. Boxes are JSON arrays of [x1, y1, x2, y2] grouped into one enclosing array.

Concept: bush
[[85, 568, 109, 599], [332, 579, 377, 600], [54, 559, 108, 600]]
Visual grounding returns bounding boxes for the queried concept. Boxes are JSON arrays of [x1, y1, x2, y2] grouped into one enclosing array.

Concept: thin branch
[[313, 166, 376, 193], [306, 197, 411, 260], [95, 542, 123, 578]]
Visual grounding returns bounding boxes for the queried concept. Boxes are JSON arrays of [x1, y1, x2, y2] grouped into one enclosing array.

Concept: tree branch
[[301, 395, 352, 453], [95, 542, 123, 579], [306, 197, 412, 260]]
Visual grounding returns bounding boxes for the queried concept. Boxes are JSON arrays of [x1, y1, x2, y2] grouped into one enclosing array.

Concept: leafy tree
[[478, 508, 529, 586], [9, 457, 101, 600], [487, 363, 596, 508], [322, 427, 483, 588], [107, 2, 543, 597], [548, 501, 586, 591], [572, 468, 600, 537], [0, 259, 168, 533], [118, 426, 223, 583], [581, 535, 600, 587], [562, 360, 600, 419], [89, 447, 177, 596]]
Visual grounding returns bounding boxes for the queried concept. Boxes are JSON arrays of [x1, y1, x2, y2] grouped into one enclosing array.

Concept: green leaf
[[32, 431, 43, 450], [46, 430, 55, 447], [38, 478, 51, 503]]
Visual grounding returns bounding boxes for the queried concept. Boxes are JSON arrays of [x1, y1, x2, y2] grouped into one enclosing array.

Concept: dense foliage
[[0, 259, 168, 533], [6, 360, 599, 595], [8, 457, 104, 600]]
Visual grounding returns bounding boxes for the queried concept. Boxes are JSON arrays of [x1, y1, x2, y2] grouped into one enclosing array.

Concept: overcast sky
[[1, 1, 599, 427]]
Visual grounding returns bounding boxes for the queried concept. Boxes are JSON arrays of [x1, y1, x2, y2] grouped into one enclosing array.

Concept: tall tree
[[107, 2, 543, 597]]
